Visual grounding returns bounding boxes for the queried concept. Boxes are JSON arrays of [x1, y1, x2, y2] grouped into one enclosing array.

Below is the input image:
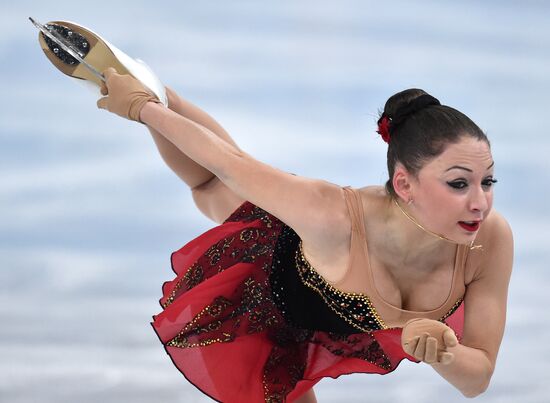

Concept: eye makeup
[[482, 178, 498, 187], [446, 177, 498, 190], [447, 180, 467, 190]]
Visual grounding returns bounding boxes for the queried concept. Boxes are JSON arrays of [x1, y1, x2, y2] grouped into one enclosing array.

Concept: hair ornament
[[377, 115, 392, 144], [377, 94, 441, 144]]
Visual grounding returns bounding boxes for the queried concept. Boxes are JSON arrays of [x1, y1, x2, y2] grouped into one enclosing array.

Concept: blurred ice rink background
[[1, 1, 549, 402]]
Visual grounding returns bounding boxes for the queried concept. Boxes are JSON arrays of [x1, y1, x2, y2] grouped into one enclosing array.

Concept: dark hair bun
[[390, 94, 441, 128], [383, 88, 429, 119]]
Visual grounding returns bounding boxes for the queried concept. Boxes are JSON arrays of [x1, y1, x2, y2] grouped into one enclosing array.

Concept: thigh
[[293, 388, 317, 403], [191, 176, 247, 224]]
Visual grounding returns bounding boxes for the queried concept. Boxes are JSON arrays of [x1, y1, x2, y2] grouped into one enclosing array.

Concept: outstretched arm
[[98, 69, 348, 250], [145, 86, 244, 189], [139, 100, 347, 247], [141, 102, 242, 183]]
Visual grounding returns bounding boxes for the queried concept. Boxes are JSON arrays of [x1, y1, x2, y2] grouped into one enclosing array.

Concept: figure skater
[[94, 69, 513, 402], [32, 17, 514, 402]]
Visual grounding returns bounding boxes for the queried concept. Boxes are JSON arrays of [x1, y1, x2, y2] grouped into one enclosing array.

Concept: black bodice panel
[[270, 224, 383, 333]]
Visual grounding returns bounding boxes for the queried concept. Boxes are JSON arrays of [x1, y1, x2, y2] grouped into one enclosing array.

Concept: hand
[[97, 67, 162, 122], [401, 318, 459, 365]]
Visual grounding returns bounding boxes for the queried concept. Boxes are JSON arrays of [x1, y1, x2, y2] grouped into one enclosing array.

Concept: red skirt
[[150, 201, 465, 403]]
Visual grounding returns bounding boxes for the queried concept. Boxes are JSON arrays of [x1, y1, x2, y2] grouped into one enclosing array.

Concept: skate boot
[[30, 17, 167, 106]]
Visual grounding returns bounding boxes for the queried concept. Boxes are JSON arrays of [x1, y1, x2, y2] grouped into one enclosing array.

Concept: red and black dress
[[150, 195, 465, 403]]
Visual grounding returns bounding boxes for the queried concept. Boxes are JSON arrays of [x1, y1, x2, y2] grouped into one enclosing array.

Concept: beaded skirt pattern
[[150, 201, 466, 403]]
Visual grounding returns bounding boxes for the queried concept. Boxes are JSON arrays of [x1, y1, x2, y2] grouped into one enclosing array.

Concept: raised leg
[[294, 388, 318, 403]]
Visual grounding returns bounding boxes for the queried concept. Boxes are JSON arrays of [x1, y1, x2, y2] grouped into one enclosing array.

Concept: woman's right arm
[[146, 86, 244, 189], [429, 211, 513, 397]]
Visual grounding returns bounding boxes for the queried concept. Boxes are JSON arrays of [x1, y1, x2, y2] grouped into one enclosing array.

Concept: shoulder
[[480, 209, 513, 240], [477, 209, 514, 258], [355, 185, 392, 220], [356, 185, 389, 206], [468, 208, 514, 283], [357, 184, 387, 197]]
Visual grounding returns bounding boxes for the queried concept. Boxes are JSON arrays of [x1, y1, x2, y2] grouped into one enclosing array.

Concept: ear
[[392, 163, 414, 202]]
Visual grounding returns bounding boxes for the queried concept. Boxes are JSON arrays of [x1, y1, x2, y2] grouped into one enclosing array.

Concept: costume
[[150, 186, 466, 403], [30, 19, 469, 402]]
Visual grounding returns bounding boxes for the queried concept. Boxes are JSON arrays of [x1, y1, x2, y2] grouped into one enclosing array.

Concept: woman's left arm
[[140, 100, 241, 180], [431, 212, 514, 397], [96, 68, 243, 180]]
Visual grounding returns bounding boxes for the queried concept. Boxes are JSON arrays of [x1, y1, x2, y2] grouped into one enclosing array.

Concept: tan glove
[[96, 67, 163, 123], [401, 318, 459, 365]]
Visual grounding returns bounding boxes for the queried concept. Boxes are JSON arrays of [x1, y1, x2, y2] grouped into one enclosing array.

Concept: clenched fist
[[97, 67, 163, 123], [401, 318, 459, 365]]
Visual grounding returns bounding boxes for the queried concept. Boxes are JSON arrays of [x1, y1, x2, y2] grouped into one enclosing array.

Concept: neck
[[381, 201, 449, 268], [389, 197, 481, 253]]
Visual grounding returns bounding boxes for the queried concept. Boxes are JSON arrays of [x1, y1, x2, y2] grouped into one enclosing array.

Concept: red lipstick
[[458, 221, 480, 232]]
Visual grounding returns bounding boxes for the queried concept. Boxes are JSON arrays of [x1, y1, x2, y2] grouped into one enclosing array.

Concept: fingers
[[100, 67, 117, 96], [413, 333, 429, 360], [97, 97, 108, 110], [100, 82, 108, 96], [402, 322, 459, 365], [403, 336, 420, 355], [102, 67, 118, 80], [97, 67, 121, 112], [101, 67, 119, 91], [440, 352, 455, 365], [404, 334, 452, 365], [424, 336, 438, 364], [443, 329, 458, 348]]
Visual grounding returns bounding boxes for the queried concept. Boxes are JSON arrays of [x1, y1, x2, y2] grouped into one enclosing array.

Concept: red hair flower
[[377, 115, 391, 143]]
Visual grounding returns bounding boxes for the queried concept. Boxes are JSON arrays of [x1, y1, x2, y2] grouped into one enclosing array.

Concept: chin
[[443, 228, 476, 245], [454, 231, 478, 244]]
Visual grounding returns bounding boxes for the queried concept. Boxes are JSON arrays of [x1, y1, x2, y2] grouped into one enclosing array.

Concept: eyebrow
[[445, 161, 495, 172]]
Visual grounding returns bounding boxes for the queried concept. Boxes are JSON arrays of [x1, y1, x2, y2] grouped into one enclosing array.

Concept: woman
[[97, 68, 513, 402]]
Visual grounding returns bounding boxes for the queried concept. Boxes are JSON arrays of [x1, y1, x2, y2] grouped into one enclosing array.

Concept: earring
[[407, 198, 413, 205]]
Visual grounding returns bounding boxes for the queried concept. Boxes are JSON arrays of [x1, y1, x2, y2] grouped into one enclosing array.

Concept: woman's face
[[409, 136, 495, 244]]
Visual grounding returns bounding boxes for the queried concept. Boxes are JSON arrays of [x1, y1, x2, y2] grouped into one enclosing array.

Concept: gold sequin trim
[[296, 240, 465, 330], [166, 296, 234, 348], [296, 240, 387, 331], [437, 297, 464, 322]]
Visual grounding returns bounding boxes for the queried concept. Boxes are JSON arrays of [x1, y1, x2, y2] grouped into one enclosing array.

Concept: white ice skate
[[30, 17, 167, 106]]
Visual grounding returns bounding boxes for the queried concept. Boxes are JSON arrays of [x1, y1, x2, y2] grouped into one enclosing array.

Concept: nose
[[468, 186, 489, 214]]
